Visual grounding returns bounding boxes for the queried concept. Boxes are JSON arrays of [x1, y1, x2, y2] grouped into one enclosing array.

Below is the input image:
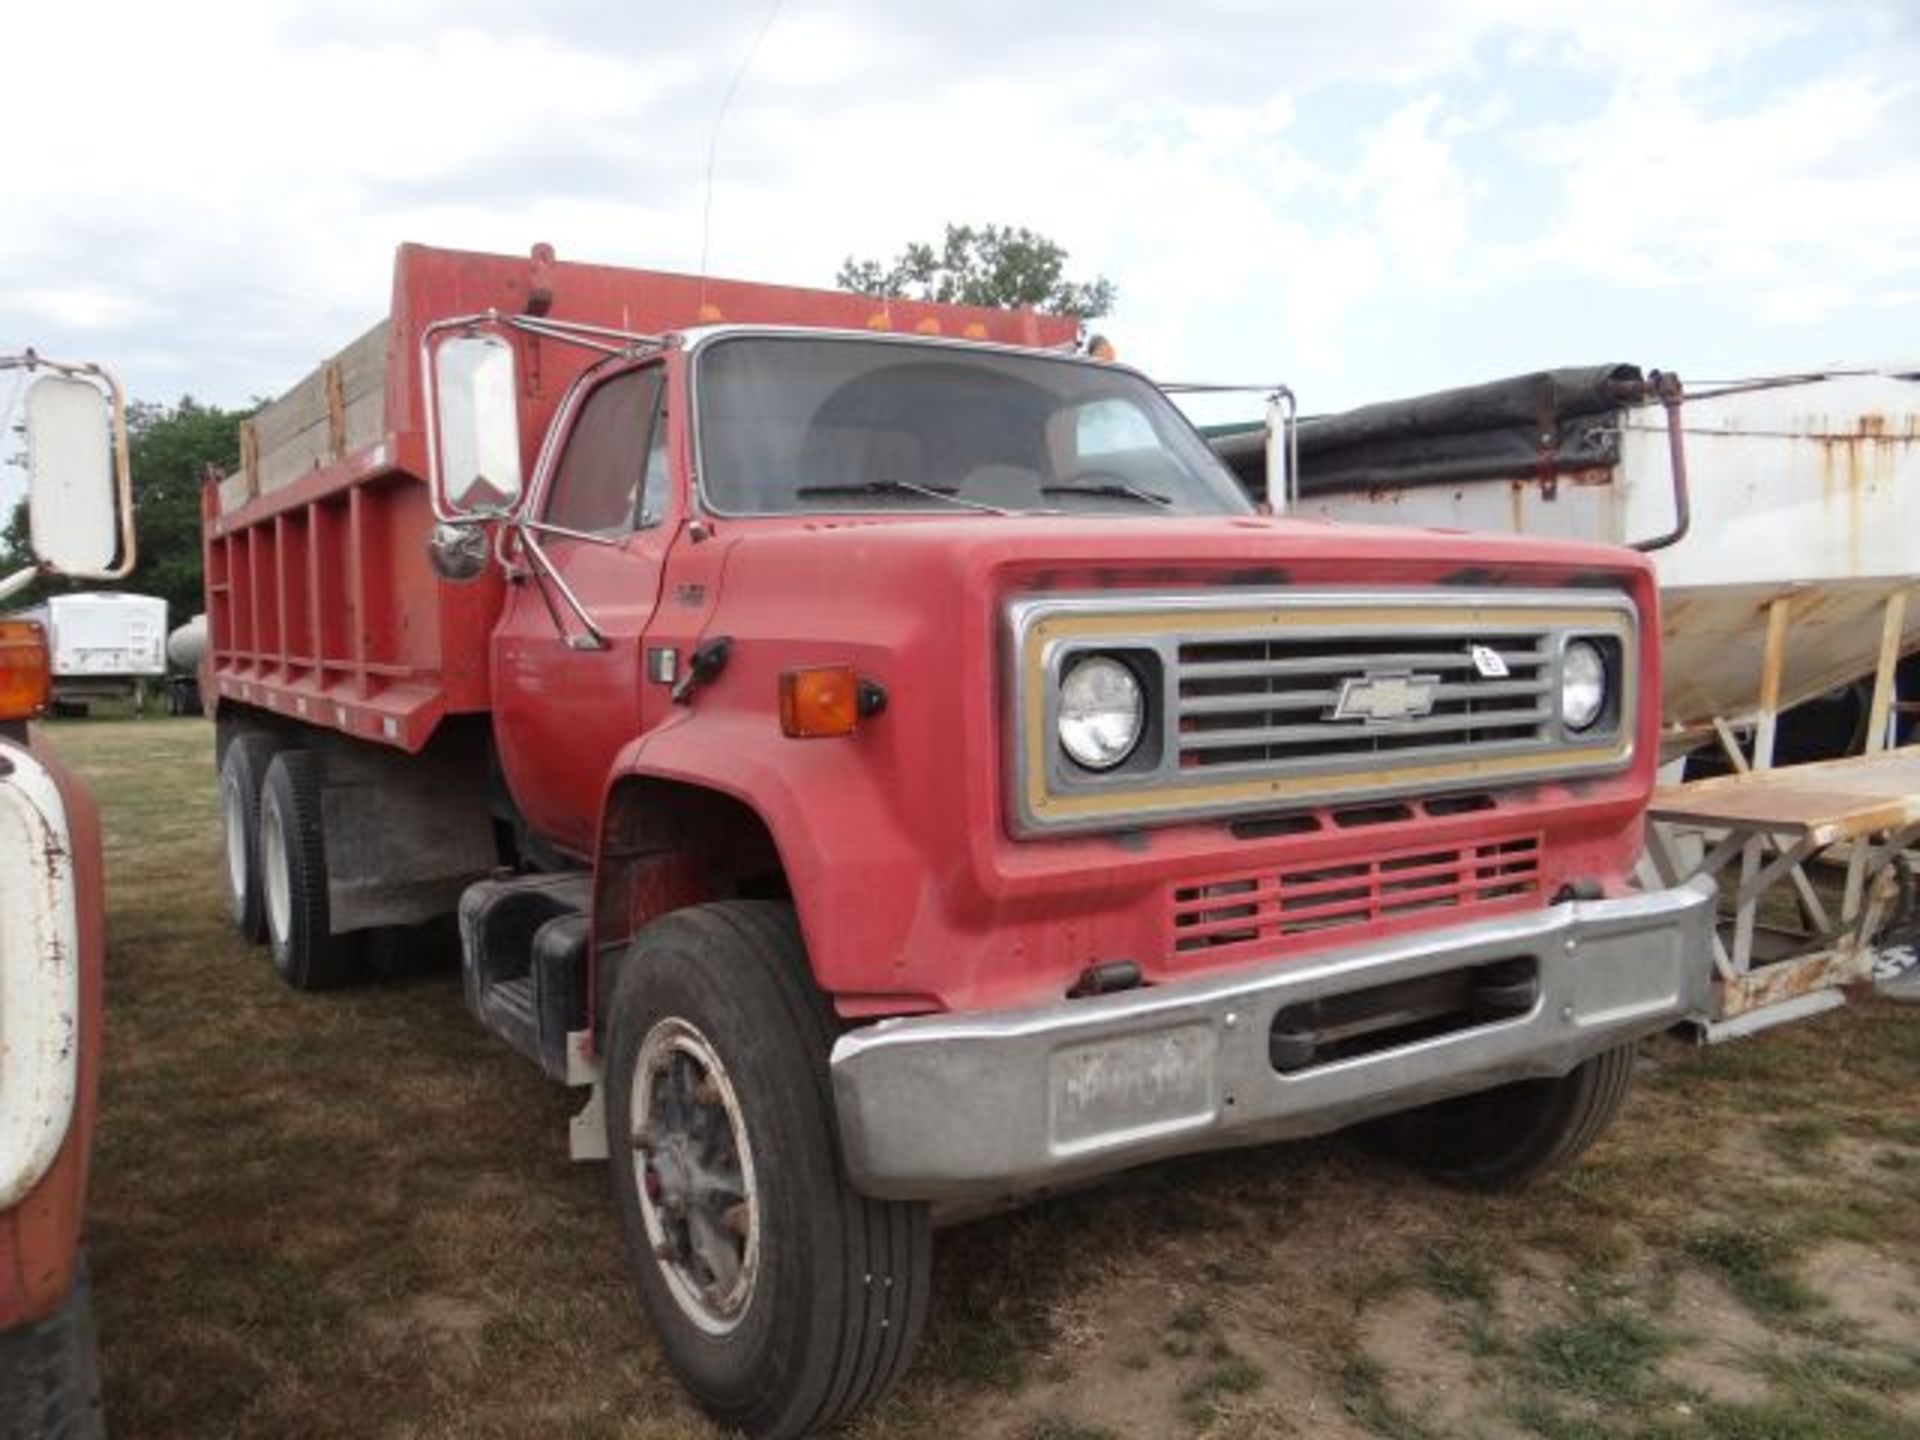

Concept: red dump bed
[[202, 243, 1079, 749]]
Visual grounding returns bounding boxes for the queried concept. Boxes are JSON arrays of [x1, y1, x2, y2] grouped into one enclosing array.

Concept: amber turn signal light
[[0, 620, 52, 722], [779, 666, 861, 738]]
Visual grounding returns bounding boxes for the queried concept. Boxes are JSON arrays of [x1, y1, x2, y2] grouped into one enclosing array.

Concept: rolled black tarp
[[1214, 363, 1652, 503]]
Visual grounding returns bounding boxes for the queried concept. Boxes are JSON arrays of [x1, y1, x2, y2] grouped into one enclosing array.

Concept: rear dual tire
[[257, 750, 361, 990], [605, 901, 930, 1440]]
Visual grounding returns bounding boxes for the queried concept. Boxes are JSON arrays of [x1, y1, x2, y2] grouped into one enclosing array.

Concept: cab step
[[457, 872, 592, 1083]]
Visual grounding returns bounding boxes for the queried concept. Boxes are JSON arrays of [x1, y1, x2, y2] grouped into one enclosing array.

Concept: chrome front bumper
[[830, 879, 1715, 1202]]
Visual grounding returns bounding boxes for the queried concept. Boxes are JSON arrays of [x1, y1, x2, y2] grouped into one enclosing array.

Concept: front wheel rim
[[631, 1017, 761, 1336]]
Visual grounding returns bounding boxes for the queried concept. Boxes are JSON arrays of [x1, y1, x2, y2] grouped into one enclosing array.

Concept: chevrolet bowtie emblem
[[1329, 671, 1439, 724]]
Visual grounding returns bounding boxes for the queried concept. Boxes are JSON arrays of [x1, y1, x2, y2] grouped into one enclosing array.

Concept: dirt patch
[[1658, 1270, 1774, 1405], [964, 1273, 1362, 1439], [1492, 1251, 1579, 1336], [364, 1294, 492, 1373], [1359, 1288, 1520, 1437], [1801, 1241, 1920, 1348]]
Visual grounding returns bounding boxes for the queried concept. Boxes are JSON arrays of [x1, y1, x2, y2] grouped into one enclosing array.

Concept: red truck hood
[[709, 510, 1655, 595]]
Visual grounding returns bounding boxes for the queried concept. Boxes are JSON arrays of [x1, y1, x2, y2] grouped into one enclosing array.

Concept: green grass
[[1338, 1355, 1437, 1440], [1524, 1304, 1669, 1403], [1422, 1243, 1498, 1306], [1683, 1224, 1821, 1322], [1764, 1116, 1840, 1170], [1023, 1419, 1118, 1440], [1178, 1353, 1264, 1425]]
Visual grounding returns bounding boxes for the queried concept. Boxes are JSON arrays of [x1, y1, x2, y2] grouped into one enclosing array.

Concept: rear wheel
[[605, 901, 930, 1440], [1361, 1043, 1638, 1190], [259, 750, 361, 990], [219, 733, 278, 943]]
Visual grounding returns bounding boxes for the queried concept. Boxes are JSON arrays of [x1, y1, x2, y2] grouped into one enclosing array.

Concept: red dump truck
[[2, 351, 135, 1440], [200, 243, 1713, 1438]]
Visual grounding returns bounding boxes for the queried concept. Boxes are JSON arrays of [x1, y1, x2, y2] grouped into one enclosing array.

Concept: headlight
[[1058, 656, 1144, 770], [1560, 639, 1608, 731]]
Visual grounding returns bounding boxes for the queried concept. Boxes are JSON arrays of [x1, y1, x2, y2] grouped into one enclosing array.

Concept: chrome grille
[[1178, 634, 1553, 770], [1007, 588, 1636, 837]]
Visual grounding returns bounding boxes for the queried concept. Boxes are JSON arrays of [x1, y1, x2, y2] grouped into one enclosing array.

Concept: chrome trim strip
[[830, 879, 1714, 1201]]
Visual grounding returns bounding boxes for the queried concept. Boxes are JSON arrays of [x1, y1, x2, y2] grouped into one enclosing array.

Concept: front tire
[[1361, 1042, 1638, 1190], [258, 751, 361, 990], [605, 902, 930, 1440]]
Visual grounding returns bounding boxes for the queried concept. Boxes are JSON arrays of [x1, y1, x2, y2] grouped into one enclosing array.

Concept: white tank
[[166, 612, 207, 672]]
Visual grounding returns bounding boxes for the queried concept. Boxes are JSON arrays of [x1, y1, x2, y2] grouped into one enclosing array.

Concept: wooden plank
[[242, 320, 392, 504], [1865, 589, 1907, 756], [1651, 747, 1920, 843], [1848, 590, 1909, 912], [1753, 594, 1792, 772]]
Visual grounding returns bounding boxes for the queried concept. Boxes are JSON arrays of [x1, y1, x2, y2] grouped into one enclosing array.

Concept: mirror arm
[[516, 523, 610, 651], [101, 361, 136, 578]]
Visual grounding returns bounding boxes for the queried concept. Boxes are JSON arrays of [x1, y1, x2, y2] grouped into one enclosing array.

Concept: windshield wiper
[[792, 479, 1009, 515], [1039, 480, 1172, 508]]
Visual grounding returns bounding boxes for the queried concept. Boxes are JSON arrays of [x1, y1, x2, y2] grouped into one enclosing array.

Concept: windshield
[[694, 335, 1255, 517]]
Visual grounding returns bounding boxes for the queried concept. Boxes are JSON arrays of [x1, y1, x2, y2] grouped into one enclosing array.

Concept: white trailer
[[17, 592, 168, 714]]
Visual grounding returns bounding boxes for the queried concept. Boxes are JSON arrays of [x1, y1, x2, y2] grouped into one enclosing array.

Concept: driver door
[[492, 360, 676, 858]]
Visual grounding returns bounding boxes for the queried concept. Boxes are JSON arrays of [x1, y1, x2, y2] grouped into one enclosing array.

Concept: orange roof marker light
[[866, 312, 892, 331], [0, 619, 51, 721], [962, 322, 988, 339], [697, 303, 725, 323], [915, 318, 942, 335]]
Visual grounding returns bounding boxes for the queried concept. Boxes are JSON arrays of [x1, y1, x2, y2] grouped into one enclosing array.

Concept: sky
[[5, 0, 1918, 500]]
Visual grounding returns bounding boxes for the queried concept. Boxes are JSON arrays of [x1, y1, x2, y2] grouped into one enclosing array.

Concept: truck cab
[[201, 245, 1714, 1440], [0, 351, 134, 1440]]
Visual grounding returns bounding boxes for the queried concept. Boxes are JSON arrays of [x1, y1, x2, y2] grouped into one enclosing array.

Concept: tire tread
[[262, 750, 360, 990]]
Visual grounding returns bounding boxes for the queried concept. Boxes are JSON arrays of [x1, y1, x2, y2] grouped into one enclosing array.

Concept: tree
[[837, 223, 1115, 319], [2, 396, 252, 624]]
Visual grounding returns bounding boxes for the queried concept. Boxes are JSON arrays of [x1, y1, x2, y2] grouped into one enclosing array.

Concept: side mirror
[[429, 332, 524, 517], [1, 355, 134, 603]]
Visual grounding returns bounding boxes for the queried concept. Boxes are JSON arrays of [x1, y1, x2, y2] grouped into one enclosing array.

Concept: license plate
[[1048, 1023, 1217, 1152]]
